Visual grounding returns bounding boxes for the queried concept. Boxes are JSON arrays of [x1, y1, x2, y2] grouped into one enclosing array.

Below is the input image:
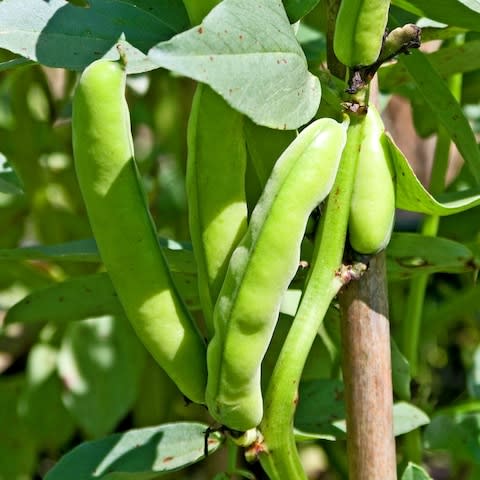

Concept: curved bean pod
[[206, 117, 349, 431], [334, 0, 390, 67], [348, 105, 395, 254], [187, 84, 248, 337], [72, 58, 207, 404]]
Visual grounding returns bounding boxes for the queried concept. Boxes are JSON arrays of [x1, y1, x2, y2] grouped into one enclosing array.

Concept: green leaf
[[386, 133, 480, 214], [401, 462, 433, 480], [148, 0, 321, 129], [44, 422, 223, 480], [132, 356, 178, 428], [332, 402, 429, 438], [392, 0, 480, 31], [386, 233, 477, 280], [294, 379, 346, 441], [423, 282, 480, 337], [295, 380, 428, 440], [0, 237, 197, 273], [379, 40, 480, 91], [57, 315, 146, 438], [0, 0, 189, 73], [424, 410, 480, 463], [0, 376, 36, 479], [0, 154, 23, 194], [467, 346, 480, 399], [283, 0, 321, 22], [390, 402, 430, 436], [396, 50, 480, 183], [4, 269, 201, 327], [391, 338, 411, 401], [18, 343, 76, 451]]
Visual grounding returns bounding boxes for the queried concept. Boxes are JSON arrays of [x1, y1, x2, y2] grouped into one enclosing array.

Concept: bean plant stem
[[339, 251, 397, 480], [258, 115, 363, 479]]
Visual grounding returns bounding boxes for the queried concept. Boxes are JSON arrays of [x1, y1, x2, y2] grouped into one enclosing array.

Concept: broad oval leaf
[[0, 0, 189, 73], [45, 422, 223, 480], [148, 0, 321, 129], [401, 462, 433, 480]]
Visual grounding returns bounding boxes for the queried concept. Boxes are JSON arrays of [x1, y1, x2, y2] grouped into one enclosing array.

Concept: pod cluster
[[70, 57, 397, 433]]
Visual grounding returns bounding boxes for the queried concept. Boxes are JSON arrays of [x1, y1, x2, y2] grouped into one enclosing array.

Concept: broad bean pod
[[348, 105, 395, 254], [206, 117, 349, 431], [187, 84, 248, 337], [72, 58, 207, 404], [334, 0, 390, 67]]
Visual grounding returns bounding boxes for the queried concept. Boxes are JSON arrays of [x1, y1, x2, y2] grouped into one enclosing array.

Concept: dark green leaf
[[295, 378, 429, 440], [294, 379, 346, 441], [0, 0, 189, 73], [386, 233, 477, 280], [467, 346, 480, 399], [391, 338, 411, 401], [422, 283, 480, 337], [148, 0, 321, 129], [392, 0, 480, 31], [379, 40, 480, 91], [0, 376, 36, 479], [45, 422, 223, 479], [0, 155, 23, 194], [424, 409, 480, 463], [283, 0, 321, 22], [0, 237, 196, 274]]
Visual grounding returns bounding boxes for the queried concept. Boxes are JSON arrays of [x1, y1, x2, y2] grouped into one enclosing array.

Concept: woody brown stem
[[339, 252, 397, 480]]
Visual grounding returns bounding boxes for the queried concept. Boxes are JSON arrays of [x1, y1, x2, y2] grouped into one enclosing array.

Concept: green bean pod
[[334, 0, 390, 67], [206, 117, 349, 431], [348, 105, 395, 254], [72, 59, 207, 404], [187, 84, 248, 337]]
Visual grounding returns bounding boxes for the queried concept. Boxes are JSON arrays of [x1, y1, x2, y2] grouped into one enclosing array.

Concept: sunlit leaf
[[149, 0, 321, 129]]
